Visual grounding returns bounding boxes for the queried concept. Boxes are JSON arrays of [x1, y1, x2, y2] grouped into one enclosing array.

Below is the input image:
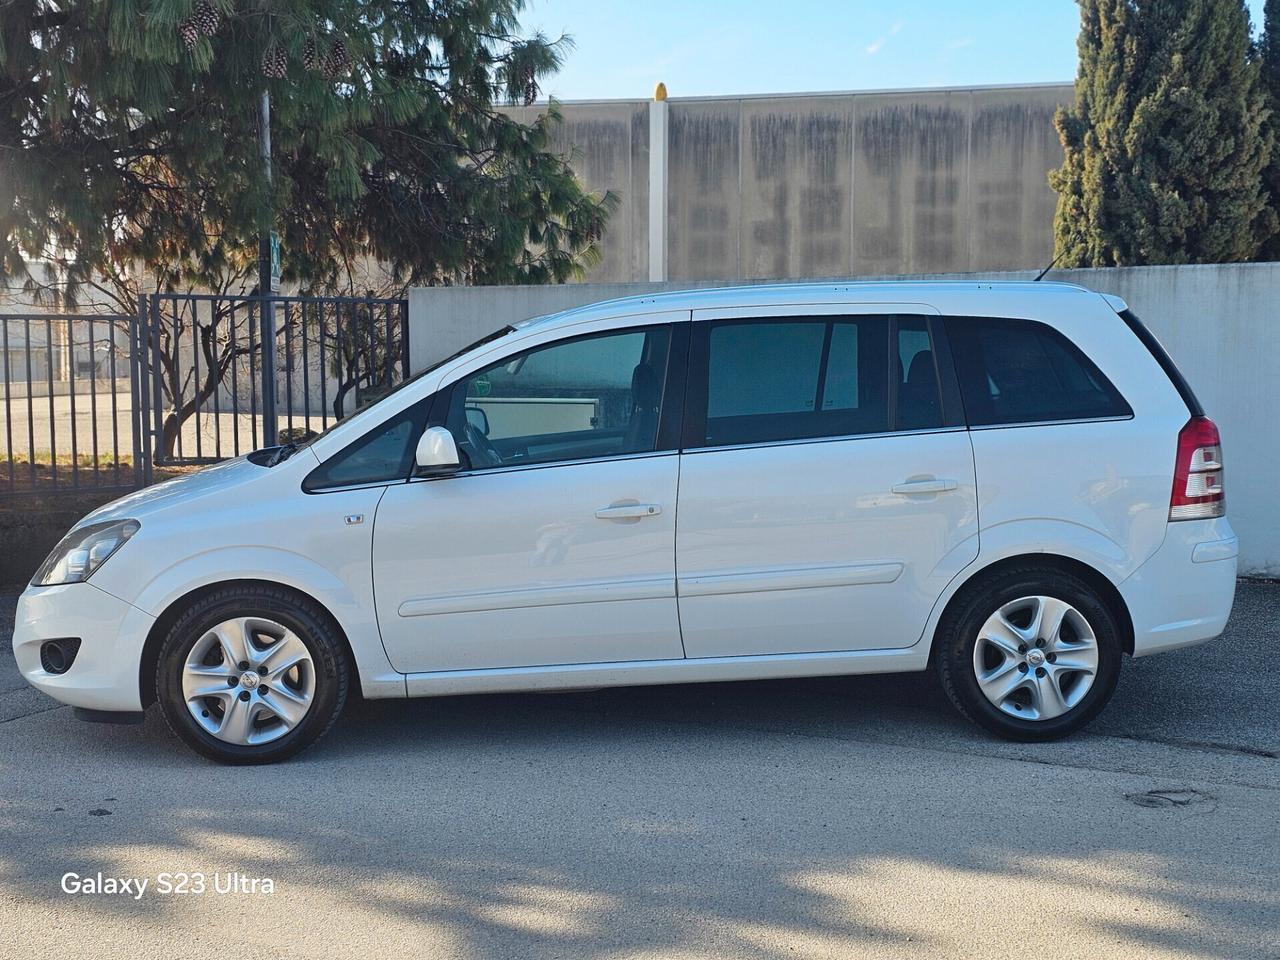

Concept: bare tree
[[34, 258, 283, 458], [314, 277, 407, 423]]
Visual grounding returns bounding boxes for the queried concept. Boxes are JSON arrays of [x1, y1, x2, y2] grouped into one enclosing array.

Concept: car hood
[[81, 456, 273, 526]]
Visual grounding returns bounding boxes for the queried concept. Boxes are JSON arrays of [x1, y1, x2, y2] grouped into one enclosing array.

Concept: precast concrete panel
[[740, 97, 854, 279]]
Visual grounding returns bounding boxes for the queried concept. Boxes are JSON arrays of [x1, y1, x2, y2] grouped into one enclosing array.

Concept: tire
[[935, 565, 1122, 742], [156, 584, 349, 764]]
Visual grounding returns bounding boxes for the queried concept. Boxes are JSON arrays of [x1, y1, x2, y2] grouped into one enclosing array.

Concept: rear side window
[[946, 317, 1131, 426], [691, 314, 948, 448], [702, 318, 889, 446]]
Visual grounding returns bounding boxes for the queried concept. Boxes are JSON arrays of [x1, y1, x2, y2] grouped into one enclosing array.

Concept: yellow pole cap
[[654, 82, 668, 101]]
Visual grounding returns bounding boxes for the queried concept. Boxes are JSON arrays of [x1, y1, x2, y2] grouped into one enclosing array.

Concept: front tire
[[156, 585, 349, 764], [935, 565, 1122, 742]]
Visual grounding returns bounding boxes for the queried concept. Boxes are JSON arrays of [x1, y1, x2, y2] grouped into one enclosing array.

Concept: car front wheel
[[935, 566, 1123, 741], [156, 585, 349, 764]]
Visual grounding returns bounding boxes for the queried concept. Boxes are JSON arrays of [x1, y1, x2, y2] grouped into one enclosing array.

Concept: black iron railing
[[136, 294, 409, 481], [0, 312, 138, 495], [0, 293, 409, 496]]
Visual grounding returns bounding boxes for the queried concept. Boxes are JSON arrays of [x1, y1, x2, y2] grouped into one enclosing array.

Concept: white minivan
[[13, 282, 1238, 763]]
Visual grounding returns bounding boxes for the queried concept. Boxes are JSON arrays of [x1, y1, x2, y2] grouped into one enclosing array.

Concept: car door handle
[[594, 503, 663, 521], [891, 478, 958, 495]]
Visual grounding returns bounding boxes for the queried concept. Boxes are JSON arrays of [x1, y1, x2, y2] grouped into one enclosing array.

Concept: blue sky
[[524, 0, 1269, 100]]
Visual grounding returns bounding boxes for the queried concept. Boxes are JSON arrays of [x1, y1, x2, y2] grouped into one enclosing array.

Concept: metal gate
[[134, 294, 409, 483]]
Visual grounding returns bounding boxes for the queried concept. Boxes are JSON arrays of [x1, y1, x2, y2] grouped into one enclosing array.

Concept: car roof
[[514, 280, 1103, 331]]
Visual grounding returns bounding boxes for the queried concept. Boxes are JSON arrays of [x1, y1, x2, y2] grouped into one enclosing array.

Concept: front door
[[373, 319, 688, 674], [675, 306, 979, 658]]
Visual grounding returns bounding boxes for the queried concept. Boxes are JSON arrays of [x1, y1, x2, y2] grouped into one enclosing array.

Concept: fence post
[[259, 294, 278, 446], [131, 298, 147, 487], [149, 295, 166, 472], [400, 299, 411, 378]]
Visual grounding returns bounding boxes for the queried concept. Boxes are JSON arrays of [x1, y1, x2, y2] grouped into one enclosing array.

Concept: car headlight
[[32, 519, 140, 586]]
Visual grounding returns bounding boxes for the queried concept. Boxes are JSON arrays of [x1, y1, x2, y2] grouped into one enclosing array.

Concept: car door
[[372, 314, 690, 674], [675, 304, 979, 658]]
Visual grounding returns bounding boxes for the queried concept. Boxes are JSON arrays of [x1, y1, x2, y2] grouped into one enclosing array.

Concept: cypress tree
[[1259, 0, 1280, 259], [1050, 0, 1275, 266]]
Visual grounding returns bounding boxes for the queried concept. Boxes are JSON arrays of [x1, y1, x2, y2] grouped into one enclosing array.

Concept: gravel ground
[[1, 582, 1277, 959]]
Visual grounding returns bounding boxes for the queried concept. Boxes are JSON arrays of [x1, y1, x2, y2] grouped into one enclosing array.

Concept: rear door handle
[[595, 503, 663, 521], [891, 478, 958, 495]]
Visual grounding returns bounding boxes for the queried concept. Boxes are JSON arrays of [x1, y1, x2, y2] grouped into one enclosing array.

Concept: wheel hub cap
[[180, 617, 316, 746], [971, 595, 1099, 721]]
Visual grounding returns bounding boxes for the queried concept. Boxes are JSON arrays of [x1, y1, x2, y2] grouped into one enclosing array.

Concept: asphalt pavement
[[1, 582, 1277, 959]]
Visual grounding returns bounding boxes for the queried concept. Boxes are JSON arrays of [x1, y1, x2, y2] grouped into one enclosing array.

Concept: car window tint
[[444, 327, 672, 470], [708, 322, 825, 417], [821, 323, 859, 411], [702, 317, 890, 445], [896, 318, 943, 430], [947, 316, 1131, 426]]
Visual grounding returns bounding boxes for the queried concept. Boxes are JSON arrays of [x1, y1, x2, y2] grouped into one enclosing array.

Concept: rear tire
[[935, 565, 1122, 742], [156, 585, 349, 764]]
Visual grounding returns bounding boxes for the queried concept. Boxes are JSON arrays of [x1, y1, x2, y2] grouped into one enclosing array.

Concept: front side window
[[304, 401, 428, 491], [946, 316, 1131, 426], [443, 326, 673, 470]]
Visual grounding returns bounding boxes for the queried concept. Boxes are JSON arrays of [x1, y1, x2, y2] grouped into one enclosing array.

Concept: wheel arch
[[927, 553, 1135, 664], [138, 578, 362, 708]]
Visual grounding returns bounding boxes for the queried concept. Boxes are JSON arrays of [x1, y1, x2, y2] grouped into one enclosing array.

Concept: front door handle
[[595, 502, 663, 521], [891, 478, 958, 495]]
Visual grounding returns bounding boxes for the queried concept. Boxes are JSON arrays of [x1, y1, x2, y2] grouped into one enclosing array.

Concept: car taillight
[[1169, 416, 1224, 520]]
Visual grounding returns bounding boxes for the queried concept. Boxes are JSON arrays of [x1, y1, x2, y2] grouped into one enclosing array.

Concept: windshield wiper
[[266, 441, 300, 466]]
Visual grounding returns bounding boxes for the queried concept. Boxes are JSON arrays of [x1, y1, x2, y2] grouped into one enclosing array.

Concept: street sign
[[269, 232, 281, 292]]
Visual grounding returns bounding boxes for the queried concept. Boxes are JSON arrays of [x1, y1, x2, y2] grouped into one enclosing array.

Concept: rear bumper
[[11, 582, 155, 712], [1119, 518, 1238, 657]]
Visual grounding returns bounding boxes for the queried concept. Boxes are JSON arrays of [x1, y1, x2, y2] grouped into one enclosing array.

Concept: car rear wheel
[[156, 585, 349, 764], [935, 565, 1123, 741]]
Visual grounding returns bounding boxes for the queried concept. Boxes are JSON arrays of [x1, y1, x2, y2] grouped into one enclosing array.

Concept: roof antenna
[[1033, 248, 1068, 282]]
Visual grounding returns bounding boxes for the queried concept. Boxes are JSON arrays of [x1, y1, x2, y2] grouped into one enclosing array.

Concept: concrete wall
[[504, 101, 651, 283], [508, 83, 1072, 283], [409, 262, 1280, 576]]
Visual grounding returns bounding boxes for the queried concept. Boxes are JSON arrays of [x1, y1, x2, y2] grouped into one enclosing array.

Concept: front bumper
[[12, 582, 156, 712], [1119, 517, 1238, 657]]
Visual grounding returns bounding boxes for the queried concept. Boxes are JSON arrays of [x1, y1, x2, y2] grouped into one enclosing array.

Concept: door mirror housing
[[415, 426, 461, 474]]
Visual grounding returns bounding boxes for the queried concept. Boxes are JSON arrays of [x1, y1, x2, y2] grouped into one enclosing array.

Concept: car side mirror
[[415, 426, 460, 475]]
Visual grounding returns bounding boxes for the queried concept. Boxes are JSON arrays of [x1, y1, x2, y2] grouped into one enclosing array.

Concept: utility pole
[[257, 87, 278, 445]]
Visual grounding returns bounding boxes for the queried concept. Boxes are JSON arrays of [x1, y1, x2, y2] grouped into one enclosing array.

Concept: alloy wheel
[[971, 595, 1099, 721], [181, 617, 316, 745]]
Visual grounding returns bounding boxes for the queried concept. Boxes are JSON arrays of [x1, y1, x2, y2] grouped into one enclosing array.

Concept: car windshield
[[263, 324, 516, 464]]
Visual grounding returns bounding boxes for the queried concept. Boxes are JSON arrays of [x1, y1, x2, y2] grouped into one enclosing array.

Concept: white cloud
[[866, 37, 885, 55], [891, 20, 905, 35], [947, 36, 974, 50]]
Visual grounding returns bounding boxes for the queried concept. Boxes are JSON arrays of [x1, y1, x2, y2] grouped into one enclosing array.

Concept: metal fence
[[0, 313, 138, 494], [135, 293, 408, 481], [0, 293, 409, 495]]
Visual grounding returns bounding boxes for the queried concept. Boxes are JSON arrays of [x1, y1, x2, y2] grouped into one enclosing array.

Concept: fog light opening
[[39, 638, 82, 676]]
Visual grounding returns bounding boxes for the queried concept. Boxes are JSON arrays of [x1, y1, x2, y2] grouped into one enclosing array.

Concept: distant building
[[504, 81, 1073, 283]]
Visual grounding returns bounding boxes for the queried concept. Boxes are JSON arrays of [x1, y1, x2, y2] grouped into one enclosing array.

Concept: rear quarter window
[[946, 316, 1131, 427]]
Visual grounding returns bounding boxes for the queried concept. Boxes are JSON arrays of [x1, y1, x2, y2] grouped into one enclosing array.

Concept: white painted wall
[[409, 263, 1280, 575]]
